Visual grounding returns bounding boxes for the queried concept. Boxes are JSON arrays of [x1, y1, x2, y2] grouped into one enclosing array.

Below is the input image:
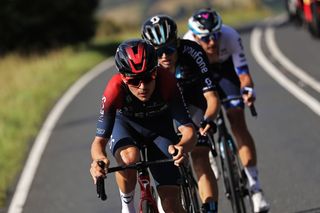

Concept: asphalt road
[[7, 17, 320, 213]]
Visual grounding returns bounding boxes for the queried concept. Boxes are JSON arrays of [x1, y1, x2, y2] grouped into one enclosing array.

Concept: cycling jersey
[[175, 39, 216, 112], [174, 39, 217, 146], [183, 25, 249, 109], [95, 68, 192, 186]]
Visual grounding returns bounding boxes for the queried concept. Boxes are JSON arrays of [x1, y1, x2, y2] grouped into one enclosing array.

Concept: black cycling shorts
[[109, 113, 181, 186]]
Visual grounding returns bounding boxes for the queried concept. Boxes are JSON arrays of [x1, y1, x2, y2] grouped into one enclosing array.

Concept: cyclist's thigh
[[148, 135, 181, 187], [109, 115, 140, 156], [212, 58, 244, 109]]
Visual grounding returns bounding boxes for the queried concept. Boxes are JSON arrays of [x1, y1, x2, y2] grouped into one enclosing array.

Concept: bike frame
[[137, 144, 159, 213]]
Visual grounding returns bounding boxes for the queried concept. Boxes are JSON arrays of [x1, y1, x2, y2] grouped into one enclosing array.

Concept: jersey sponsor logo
[[96, 128, 105, 135], [182, 45, 208, 74], [99, 96, 106, 115], [204, 77, 213, 87]]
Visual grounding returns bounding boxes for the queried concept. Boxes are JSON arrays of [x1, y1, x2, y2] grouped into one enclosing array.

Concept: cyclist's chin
[[137, 93, 151, 102], [159, 61, 173, 69]]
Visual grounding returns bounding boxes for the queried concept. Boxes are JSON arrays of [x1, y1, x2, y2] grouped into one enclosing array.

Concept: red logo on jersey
[[126, 43, 146, 74]]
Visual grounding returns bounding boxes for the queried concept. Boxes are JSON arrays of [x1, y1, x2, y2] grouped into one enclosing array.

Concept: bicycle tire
[[179, 165, 201, 213], [220, 136, 247, 213]]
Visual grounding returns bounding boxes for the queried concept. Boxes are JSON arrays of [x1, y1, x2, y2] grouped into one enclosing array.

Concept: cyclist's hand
[[241, 87, 256, 107], [90, 157, 109, 184], [168, 145, 186, 166], [199, 119, 217, 135]]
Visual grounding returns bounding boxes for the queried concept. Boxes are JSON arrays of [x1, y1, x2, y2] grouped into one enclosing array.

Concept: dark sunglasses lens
[[200, 35, 210, 43], [126, 73, 155, 86], [200, 32, 219, 42], [126, 78, 141, 86], [156, 46, 176, 56]]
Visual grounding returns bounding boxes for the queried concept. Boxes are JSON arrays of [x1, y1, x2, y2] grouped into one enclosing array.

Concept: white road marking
[[265, 27, 320, 93], [251, 27, 320, 116], [7, 58, 114, 213]]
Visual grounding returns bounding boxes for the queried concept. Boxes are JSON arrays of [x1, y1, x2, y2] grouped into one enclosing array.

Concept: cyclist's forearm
[[203, 91, 220, 119], [177, 124, 197, 152], [239, 73, 254, 89], [91, 136, 108, 160]]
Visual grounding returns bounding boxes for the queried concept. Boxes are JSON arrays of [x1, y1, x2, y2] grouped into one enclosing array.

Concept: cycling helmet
[[115, 39, 158, 77], [188, 9, 222, 36], [141, 15, 178, 47]]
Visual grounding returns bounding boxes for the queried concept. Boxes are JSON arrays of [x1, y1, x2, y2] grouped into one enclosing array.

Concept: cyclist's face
[[195, 33, 220, 55], [155, 43, 178, 70], [123, 71, 157, 102]]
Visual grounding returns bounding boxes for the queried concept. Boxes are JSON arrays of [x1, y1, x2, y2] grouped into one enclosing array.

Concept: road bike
[[96, 143, 201, 213], [207, 98, 257, 213]]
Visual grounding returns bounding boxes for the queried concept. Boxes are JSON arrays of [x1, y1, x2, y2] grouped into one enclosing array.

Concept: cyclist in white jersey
[[184, 8, 270, 213]]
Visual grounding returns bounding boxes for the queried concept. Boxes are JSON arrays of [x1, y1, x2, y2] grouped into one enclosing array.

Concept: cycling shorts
[[210, 57, 244, 109], [109, 113, 181, 186]]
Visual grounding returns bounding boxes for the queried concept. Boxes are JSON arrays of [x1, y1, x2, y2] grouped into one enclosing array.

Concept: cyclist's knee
[[115, 145, 140, 165]]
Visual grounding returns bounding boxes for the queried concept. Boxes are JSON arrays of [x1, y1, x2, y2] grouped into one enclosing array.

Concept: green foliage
[[0, 0, 98, 53]]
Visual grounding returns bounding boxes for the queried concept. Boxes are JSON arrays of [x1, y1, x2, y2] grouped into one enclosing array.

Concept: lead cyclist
[[184, 8, 270, 213]]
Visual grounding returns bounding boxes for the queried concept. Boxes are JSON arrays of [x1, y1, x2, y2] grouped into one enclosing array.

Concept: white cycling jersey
[[183, 25, 249, 75]]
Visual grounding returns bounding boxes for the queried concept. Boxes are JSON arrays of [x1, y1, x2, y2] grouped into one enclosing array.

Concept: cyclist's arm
[[177, 123, 197, 153], [228, 28, 256, 105], [90, 74, 123, 182], [200, 90, 220, 134]]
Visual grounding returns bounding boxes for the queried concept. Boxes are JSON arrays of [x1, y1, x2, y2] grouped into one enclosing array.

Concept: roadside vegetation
[[0, 2, 275, 208]]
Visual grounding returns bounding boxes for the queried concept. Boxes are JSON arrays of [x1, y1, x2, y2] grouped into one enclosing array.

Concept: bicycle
[[207, 97, 257, 213], [96, 143, 201, 213]]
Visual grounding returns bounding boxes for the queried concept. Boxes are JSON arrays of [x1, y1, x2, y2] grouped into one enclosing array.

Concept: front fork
[[138, 172, 159, 213]]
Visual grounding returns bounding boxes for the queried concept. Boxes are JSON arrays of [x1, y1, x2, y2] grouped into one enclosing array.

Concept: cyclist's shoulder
[[221, 24, 240, 37], [105, 73, 124, 90], [220, 25, 242, 46], [179, 38, 202, 50], [182, 30, 196, 41], [178, 38, 207, 60], [103, 73, 126, 100]]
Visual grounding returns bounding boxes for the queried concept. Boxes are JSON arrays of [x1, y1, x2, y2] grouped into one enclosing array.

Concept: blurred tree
[[0, 0, 98, 53]]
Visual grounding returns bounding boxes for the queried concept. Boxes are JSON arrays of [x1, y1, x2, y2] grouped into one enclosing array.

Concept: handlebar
[[95, 158, 174, 201], [221, 96, 258, 117]]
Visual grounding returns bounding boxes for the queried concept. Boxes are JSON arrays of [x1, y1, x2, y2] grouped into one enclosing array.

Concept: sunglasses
[[156, 44, 177, 57], [122, 69, 157, 87], [199, 32, 220, 43]]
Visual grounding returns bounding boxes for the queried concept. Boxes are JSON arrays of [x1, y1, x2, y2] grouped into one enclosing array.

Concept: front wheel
[[179, 165, 201, 213], [219, 137, 247, 213]]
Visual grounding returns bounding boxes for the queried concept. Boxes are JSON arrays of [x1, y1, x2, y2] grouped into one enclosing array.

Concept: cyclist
[[89, 39, 197, 213], [141, 15, 220, 213], [184, 8, 270, 213]]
